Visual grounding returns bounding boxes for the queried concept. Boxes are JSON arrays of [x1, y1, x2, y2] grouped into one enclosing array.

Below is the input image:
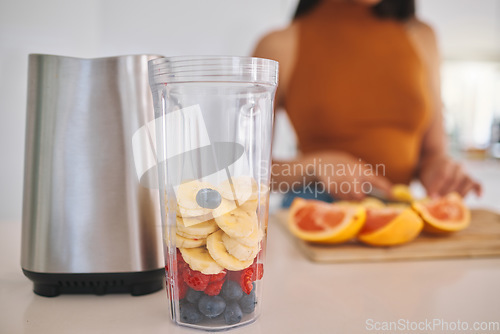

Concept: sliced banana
[[238, 199, 257, 212], [218, 176, 256, 203], [177, 179, 216, 210], [214, 206, 258, 239], [175, 234, 206, 248], [179, 247, 224, 275], [237, 191, 269, 215], [177, 205, 212, 218], [232, 226, 264, 247], [206, 230, 253, 271], [253, 183, 270, 201], [222, 232, 260, 262], [212, 198, 238, 218], [176, 216, 219, 239], [177, 214, 213, 227]]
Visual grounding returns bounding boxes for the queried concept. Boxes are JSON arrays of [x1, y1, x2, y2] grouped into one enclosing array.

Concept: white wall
[[0, 0, 297, 222], [1, 0, 499, 222], [419, 0, 500, 60]]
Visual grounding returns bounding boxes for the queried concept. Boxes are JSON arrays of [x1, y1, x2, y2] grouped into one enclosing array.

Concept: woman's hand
[[302, 151, 393, 201], [418, 155, 482, 198]]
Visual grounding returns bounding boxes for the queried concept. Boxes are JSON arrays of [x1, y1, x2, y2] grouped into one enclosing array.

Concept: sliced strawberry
[[226, 270, 241, 281], [251, 263, 264, 281], [182, 267, 210, 291], [177, 249, 187, 266], [178, 281, 188, 299], [165, 263, 187, 300], [204, 279, 225, 296], [240, 267, 254, 295], [209, 270, 227, 282]]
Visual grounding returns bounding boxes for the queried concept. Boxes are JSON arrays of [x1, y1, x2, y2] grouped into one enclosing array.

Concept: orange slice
[[361, 197, 386, 209], [412, 192, 470, 234], [336, 197, 385, 209], [357, 207, 423, 246], [288, 198, 366, 244], [391, 184, 414, 203]]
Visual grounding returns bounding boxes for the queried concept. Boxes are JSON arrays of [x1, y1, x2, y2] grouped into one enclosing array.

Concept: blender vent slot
[[56, 280, 126, 288]]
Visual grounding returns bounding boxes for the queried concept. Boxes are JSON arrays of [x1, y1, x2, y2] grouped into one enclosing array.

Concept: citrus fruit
[[361, 197, 386, 209], [288, 198, 366, 244], [412, 192, 470, 234], [357, 207, 423, 246], [386, 202, 411, 210], [391, 184, 414, 203], [335, 197, 385, 209]]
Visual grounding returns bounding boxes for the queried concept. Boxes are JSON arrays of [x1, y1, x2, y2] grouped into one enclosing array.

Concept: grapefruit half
[[412, 192, 470, 234], [357, 207, 423, 246], [288, 198, 366, 244]]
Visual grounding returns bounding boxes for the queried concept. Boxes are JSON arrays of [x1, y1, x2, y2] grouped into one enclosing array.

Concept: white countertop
[[2, 221, 500, 333], [2, 159, 500, 334]]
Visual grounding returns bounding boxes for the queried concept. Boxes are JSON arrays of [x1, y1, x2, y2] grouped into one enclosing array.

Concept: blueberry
[[196, 188, 221, 209], [224, 301, 243, 325], [180, 302, 204, 324], [185, 288, 203, 304], [239, 289, 256, 313], [198, 295, 226, 318], [221, 280, 243, 301]]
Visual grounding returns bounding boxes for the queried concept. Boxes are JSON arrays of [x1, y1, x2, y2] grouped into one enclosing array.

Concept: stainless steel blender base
[[22, 268, 165, 297], [21, 54, 165, 297]]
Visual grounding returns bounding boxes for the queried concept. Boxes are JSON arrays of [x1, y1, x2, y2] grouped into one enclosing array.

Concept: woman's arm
[[407, 20, 481, 197], [252, 26, 304, 188], [252, 24, 298, 108]]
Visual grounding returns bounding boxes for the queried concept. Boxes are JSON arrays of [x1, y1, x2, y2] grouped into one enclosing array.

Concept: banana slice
[[218, 176, 269, 208], [218, 176, 256, 203], [232, 226, 264, 247], [253, 183, 270, 201], [239, 199, 258, 213], [175, 234, 206, 248], [206, 230, 253, 271], [212, 198, 238, 218], [179, 247, 224, 275], [177, 205, 213, 218], [222, 233, 260, 262], [214, 206, 258, 239], [177, 214, 213, 227], [177, 179, 216, 211], [176, 216, 219, 239], [237, 192, 269, 215]]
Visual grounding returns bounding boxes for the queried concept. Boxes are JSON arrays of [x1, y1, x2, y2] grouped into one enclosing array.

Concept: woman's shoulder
[[252, 23, 299, 105], [405, 18, 440, 67], [252, 24, 298, 62], [405, 18, 442, 111], [406, 19, 438, 50]]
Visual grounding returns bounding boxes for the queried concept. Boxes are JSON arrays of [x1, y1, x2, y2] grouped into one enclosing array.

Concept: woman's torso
[[285, 1, 432, 184]]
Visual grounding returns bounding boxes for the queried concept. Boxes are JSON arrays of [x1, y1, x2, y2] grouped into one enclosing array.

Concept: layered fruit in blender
[[165, 176, 268, 329]]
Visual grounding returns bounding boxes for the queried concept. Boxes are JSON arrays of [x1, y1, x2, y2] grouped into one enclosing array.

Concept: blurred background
[[0, 0, 499, 222]]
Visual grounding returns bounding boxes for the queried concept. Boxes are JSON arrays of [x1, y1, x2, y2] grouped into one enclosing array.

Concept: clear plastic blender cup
[[148, 56, 278, 330]]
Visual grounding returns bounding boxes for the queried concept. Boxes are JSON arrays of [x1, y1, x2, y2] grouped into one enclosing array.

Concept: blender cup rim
[[148, 56, 278, 86]]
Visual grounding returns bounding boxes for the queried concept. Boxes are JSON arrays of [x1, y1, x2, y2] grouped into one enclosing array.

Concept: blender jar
[[148, 56, 278, 330]]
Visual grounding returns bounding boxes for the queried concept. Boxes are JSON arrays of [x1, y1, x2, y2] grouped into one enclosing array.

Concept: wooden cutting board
[[273, 209, 500, 263]]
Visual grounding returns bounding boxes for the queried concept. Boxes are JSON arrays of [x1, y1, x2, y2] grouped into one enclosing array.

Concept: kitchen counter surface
[[2, 221, 500, 333], [2, 159, 500, 334]]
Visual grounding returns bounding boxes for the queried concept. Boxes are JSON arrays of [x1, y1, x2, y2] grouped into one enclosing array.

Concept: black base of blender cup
[[22, 268, 165, 297]]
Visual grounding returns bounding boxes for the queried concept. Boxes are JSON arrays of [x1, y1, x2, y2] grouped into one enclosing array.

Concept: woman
[[253, 0, 481, 201]]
